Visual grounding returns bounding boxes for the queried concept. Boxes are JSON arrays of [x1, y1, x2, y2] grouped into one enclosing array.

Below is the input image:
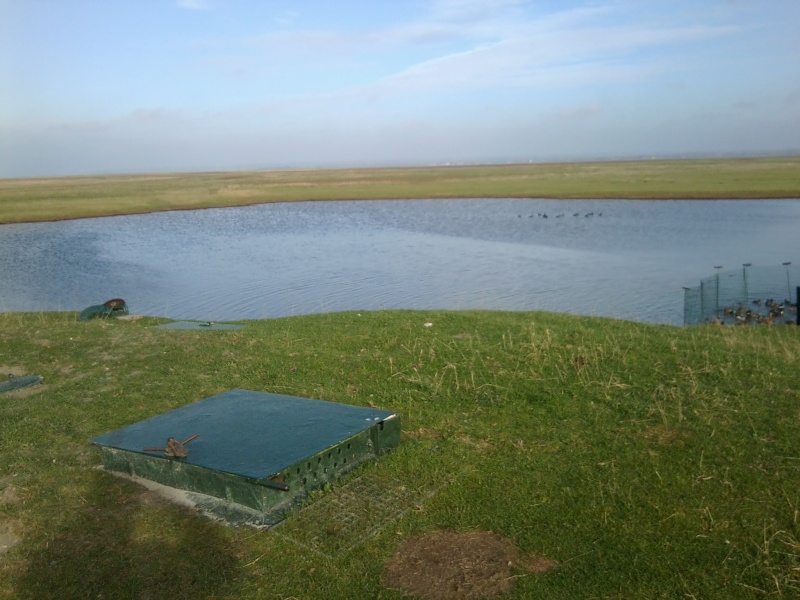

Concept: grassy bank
[[1, 310, 798, 598], [1, 157, 799, 224]]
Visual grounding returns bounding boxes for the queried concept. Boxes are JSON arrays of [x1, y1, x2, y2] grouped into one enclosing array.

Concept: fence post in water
[[699, 281, 705, 321], [682, 287, 692, 325], [714, 265, 723, 313], [742, 263, 752, 303], [784, 262, 792, 298], [797, 286, 799, 327]]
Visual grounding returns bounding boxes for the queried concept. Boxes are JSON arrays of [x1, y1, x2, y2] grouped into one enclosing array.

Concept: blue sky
[[2, 0, 799, 177]]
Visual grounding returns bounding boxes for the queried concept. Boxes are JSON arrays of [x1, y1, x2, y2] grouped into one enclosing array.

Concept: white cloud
[[363, 19, 737, 96], [431, 0, 528, 23], [177, 0, 214, 11], [200, 3, 739, 99]]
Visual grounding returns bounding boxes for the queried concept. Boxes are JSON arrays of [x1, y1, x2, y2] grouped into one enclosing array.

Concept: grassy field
[[1, 310, 798, 598], [1, 157, 799, 224]]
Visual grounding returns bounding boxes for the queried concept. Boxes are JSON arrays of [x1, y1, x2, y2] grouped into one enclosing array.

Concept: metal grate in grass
[[273, 474, 446, 558]]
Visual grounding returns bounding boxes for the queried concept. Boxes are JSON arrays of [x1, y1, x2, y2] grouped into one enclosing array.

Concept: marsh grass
[[0, 310, 798, 598], [2, 157, 799, 224]]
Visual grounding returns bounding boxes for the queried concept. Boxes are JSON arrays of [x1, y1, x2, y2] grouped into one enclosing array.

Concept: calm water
[[1, 198, 798, 325]]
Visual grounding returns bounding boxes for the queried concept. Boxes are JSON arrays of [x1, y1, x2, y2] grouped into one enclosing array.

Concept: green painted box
[[90, 389, 401, 525]]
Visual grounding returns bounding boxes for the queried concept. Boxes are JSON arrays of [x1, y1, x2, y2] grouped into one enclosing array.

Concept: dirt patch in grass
[[0, 366, 26, 377], [1, 384, 48, 399], [404, 427, 444, 440], [641, 424, 689, 446], [0, 477, 23, 558], [382, 530, 558, 599], [0, 521, 22, 556], [0, 477, 20, 507]]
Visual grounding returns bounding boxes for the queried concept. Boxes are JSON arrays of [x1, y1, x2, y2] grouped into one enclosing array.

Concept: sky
[[1, 0, 799, 178]]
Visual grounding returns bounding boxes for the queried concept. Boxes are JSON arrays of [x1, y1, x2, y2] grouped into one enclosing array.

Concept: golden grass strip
[[1, 157, 799, 224]]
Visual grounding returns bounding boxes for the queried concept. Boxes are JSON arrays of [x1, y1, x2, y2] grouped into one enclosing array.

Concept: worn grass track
[[1, 157, 799, 224]]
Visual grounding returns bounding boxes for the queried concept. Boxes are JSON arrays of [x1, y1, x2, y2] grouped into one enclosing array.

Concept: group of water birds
[[715, 298, 798, 326], [517, 211, 602, 219]]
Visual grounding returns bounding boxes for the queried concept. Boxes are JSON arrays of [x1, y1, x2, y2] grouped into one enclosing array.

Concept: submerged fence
[[683, 263, 799, 326]]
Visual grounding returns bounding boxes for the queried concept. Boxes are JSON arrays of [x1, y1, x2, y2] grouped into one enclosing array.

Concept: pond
[[1, 198, 798, 325]]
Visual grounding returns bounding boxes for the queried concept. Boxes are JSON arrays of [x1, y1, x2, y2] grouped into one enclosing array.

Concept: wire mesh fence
[[683, 263, 799, 326]]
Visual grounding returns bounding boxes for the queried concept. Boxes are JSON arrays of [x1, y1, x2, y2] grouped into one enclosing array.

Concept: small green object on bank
[[0, 375, 43, 394], [78, 298, 129, 321]]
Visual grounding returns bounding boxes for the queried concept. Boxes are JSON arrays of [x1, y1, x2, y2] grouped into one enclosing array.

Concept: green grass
[[0, 310, 798, 598], [2, 157, 800, 224]]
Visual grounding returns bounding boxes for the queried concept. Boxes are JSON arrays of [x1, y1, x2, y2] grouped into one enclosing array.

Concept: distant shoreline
[[2, 156, 799, 225]]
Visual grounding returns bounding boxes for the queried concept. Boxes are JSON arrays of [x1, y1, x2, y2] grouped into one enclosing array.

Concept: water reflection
[[1, 198, 798, 325]]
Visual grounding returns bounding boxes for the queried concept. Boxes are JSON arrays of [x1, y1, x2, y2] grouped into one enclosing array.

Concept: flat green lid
[[155, 321, 245, 330], [90, 389, 395, 481], [0, 375, 43, 394]]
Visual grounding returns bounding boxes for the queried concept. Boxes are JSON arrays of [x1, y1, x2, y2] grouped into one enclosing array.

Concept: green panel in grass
[[0, 375, 43, 394], [78, 298, 129, 321], [155, 321, 246, 330], [90, 389, 400, 525]]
